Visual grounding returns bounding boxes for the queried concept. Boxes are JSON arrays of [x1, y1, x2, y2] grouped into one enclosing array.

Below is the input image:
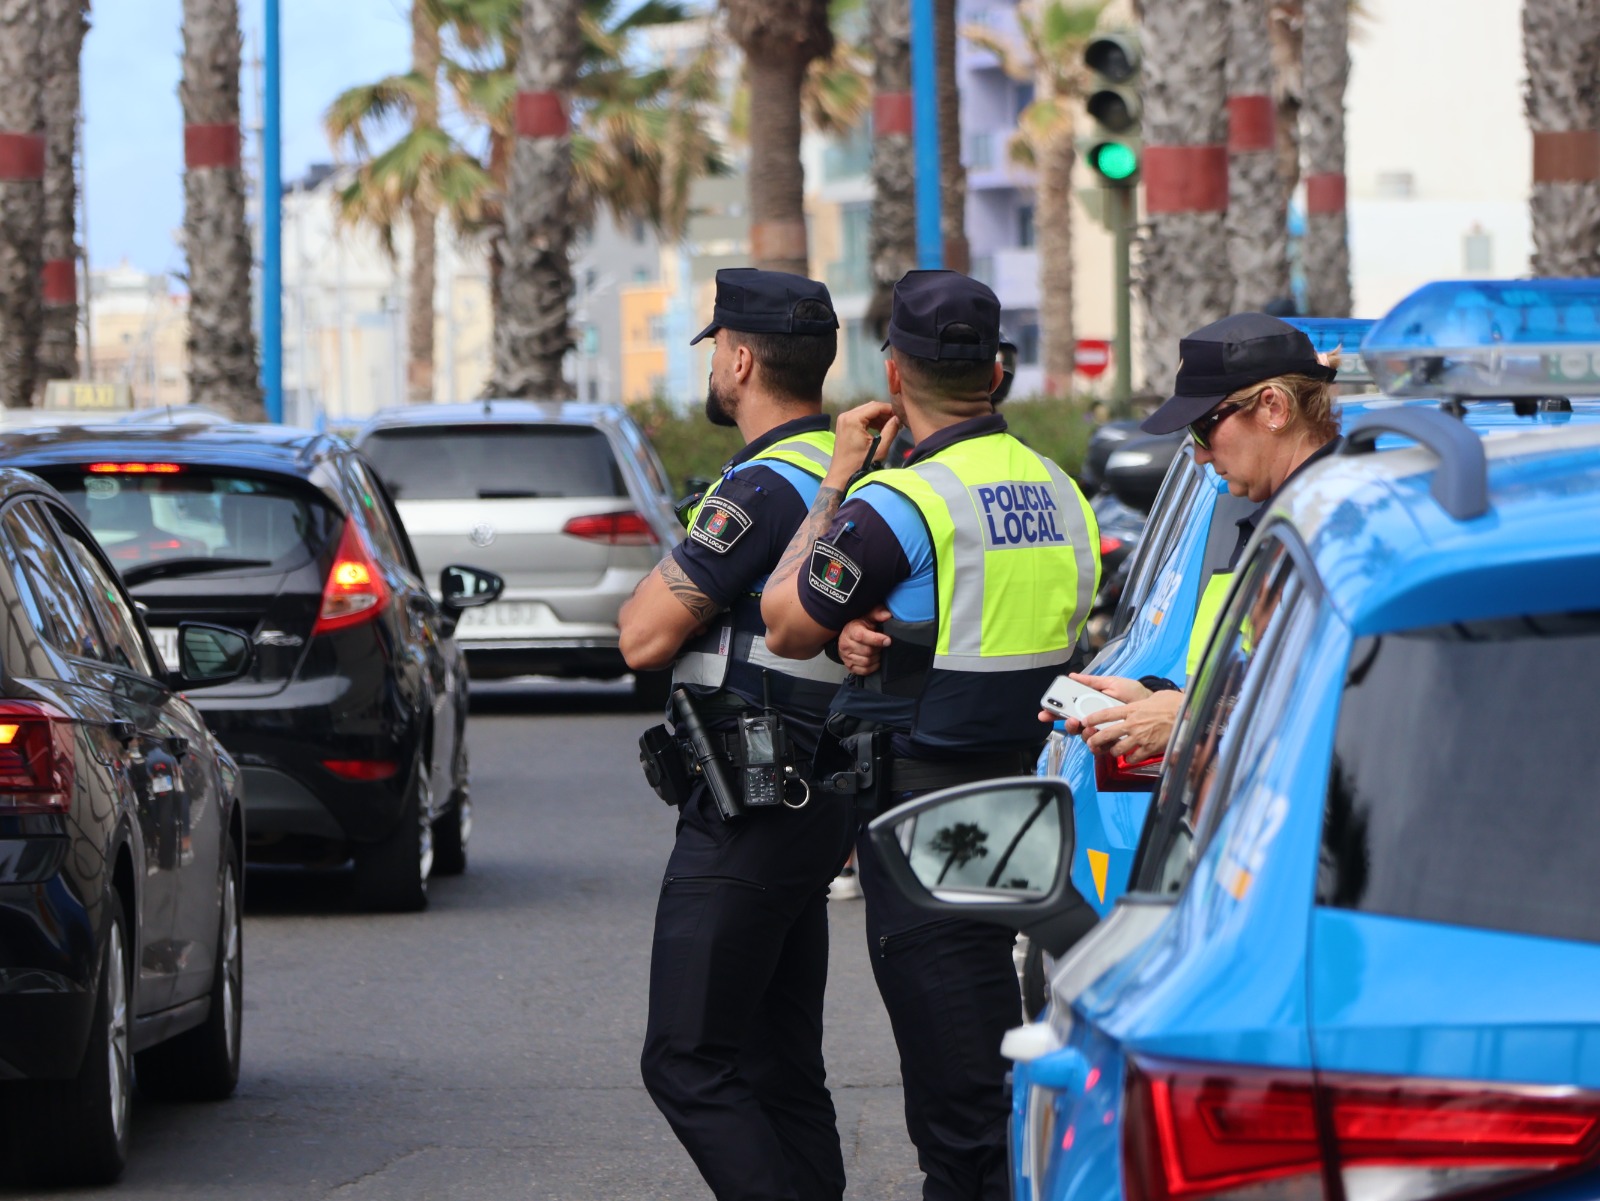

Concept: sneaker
[[829, 868, 861, 900]]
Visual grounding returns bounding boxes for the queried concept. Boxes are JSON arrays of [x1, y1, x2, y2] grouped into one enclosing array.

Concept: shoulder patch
[[807, 539, 862, 604], [688, 497, 753, 554]]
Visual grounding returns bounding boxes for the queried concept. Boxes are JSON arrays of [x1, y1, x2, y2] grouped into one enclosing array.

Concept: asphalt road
[[9, 679, 925, 1200]]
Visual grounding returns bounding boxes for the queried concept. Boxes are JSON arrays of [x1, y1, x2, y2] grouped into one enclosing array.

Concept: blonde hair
[[1229, 349, 1341, 444]]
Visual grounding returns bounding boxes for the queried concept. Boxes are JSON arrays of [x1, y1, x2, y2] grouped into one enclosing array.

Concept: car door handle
[[108, 719, 137, 746]]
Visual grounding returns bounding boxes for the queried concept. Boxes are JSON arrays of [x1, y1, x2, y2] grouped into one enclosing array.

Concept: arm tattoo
[[768, 485, 844, 594], [659, 557, 720, 624]]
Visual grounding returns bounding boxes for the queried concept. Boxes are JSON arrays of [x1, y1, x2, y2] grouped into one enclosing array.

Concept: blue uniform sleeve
[[796, 481, 936, 631], [669, 463, 810, 611]]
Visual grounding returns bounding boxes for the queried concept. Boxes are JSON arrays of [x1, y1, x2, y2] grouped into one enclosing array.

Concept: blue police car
[[865, 280, 1600, 1201]]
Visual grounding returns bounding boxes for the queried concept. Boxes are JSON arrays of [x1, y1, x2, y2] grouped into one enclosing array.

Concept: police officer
[[619, 268, 855, 1201], [760, 270, 1100, 1201]]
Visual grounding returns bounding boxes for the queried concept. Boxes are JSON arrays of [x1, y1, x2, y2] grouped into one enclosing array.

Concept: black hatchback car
[[0, 425, 504, 913], [0, 468, 252, 1185]]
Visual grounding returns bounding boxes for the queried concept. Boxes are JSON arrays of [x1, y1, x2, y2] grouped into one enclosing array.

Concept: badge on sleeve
[[689, 498, 752, 554], [807, 540, 862, 604]]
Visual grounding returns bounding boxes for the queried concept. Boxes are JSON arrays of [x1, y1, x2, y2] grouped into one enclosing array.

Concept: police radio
[[738, 712, 785, 807]]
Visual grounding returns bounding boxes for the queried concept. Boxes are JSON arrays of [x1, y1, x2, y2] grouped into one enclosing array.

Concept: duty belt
[[885, 751, 1039, 794]]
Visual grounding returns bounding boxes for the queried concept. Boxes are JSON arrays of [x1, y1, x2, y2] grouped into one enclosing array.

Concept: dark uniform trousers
[[856, 798, 1019, 1201], [641, 778, 856, 1201]]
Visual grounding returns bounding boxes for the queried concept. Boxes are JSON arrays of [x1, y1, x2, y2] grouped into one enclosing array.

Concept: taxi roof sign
[[1361, 279, 1600, 398]]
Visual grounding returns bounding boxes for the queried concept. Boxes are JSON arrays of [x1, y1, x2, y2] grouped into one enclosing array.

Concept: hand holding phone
[[1040, 674, 1122, 724]]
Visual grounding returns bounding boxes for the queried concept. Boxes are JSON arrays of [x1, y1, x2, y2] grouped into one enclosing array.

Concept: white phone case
[[1040, 675, 1121, 723]]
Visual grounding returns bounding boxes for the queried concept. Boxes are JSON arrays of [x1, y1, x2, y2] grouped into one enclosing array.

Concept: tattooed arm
[[619, 555, 721, 671]]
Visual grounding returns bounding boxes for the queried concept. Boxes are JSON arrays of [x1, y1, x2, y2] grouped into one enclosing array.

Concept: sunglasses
[[1189, 401, 1246, 450]]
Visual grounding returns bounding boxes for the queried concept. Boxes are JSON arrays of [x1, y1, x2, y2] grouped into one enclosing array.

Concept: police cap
[[1141, 312, 1337, 434], [689, 268, 839, 345], [880, 270, 1001, 362]]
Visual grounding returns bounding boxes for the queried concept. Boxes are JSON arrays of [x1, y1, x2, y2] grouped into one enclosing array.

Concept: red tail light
[[561, 511, 658, 546], [1125, 1058, 1600, 1201], [312, 519, 391, 636], [321, 759, 398, 782], [0, 701, 75, 814], [1096, 750, 1164, 791], [87, 462, 183, 474]]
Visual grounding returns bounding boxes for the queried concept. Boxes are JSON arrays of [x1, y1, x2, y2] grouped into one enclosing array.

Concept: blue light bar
[[1361, 279, 1600, 398], [1284, 317, 1375, 385]]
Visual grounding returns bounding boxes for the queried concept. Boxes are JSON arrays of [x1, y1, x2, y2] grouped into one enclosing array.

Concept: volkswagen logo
[[470, 523, 496, 548]]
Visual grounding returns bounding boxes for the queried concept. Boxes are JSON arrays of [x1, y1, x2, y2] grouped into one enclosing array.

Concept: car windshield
[[361, 425, 626, 501], [1319, 611, 1600, 945], [51, 469, 337, 574]]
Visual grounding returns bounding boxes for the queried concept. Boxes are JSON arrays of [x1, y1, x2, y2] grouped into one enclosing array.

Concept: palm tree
[[967, 0, 1107, 394], [182, 0, 263, 420], [1524, 0, 1600, 275], [1267, 0, 1303, 214], [39, 0, 89, 385], [1137, 0, 1230, 391], [1227, 0, 1288, 311], [0, 0, 43, 408], [1299, 0, 1351, 314], [935, 0, 968, 272], [722, 0, 834, 274], [493, 0, 583, 397], [867, 0, 914, 336]]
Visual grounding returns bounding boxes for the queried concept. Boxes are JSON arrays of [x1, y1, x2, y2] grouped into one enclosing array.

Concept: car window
[[49, 509, 159, 677], [361, 425, 626, 501], [50, 467, 338, 573], [1133, 540, 1307, 895], [1319, 610, 1600, 945], [617, 416, 668, 497], [1109, 452, 1202, 638], [2, 500, 108, 664], [349, 460, 420, 579]]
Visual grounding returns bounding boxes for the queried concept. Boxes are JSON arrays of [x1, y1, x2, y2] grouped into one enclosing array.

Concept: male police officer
[[760, 270, 1100, 1201], [619, 268, 855, 1201]]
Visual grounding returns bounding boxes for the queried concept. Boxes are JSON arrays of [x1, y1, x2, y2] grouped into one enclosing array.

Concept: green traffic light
[[1093, 142, 1138, 182]]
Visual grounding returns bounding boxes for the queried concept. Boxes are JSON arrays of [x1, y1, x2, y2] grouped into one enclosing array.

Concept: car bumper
[[460, 637, 627, 681]]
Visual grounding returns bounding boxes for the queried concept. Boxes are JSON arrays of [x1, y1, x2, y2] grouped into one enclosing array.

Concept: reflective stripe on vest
[[684, 430, 833, 526], [857, 433, 1100, 673], [1185, 570, 1233, 679]]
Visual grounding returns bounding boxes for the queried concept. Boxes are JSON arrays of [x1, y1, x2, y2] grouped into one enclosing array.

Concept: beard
[[704, 377, 738, 428]]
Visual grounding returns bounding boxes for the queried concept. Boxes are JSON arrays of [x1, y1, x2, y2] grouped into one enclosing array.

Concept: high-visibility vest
[[672, 431, 845, 723], [830, 430, 1100, 756], [1185, 570, 1233, 679]]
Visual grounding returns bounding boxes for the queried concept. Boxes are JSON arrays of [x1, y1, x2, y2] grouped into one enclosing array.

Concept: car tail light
[[1096, 750, 1164, 791], [86, 462, 183, 474], [1124, 1058, 1600, 1201], [0, 701, 75, 814], [312, 519, 391, 636], [322, 759, 398, 782], [1101, 535, 1125, 556], [561, 511, 658, 546]]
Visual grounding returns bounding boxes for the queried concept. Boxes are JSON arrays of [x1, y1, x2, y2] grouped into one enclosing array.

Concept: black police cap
[[1141, 312, 1338, 434], [880, 270, 1001, 362], [689, 267, 839, 345]]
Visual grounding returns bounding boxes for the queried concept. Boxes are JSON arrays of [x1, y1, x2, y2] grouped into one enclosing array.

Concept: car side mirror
[[866, 776, 1099, 957], [169, 622, 252, 688], [439, 565, 504, 616], [1105, 433, 1184, 514]]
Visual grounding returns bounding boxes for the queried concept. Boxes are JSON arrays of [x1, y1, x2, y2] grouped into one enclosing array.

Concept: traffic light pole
[[1111, 183, 1133, 410]]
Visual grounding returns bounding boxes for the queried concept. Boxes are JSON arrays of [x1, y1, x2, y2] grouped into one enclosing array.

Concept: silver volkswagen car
[[355, 401, 681, 705]]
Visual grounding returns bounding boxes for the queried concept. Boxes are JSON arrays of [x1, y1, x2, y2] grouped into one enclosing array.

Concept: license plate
[[150, 627, 179, 671], [458, 601, 548, 629]]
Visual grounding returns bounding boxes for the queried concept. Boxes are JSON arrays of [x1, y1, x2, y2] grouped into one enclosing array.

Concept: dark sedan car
[[0, 468, 251, 1185], [0, 425, 503, 914]]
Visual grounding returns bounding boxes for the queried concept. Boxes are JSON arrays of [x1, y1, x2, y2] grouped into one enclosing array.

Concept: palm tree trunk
[[867, 0, 914, 335], [1524, 0, 1600, 275], [1138, 0, 1230, 391], [182, 0, 263, 420], [1227, 0, 1289, 311], [407, 0, 439, 403], [0, 0, 44, 408], [1300, 0, 1351, 314], [1268, 0, 1303, 214], [1037, 126, 1076, 394], [934, 0, 968, 272], [493, 0, 581, 398], [39, 0, 87, 384]]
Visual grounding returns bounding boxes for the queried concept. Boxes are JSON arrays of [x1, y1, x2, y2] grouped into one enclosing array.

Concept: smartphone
[[1040, 675, 1122, 724]]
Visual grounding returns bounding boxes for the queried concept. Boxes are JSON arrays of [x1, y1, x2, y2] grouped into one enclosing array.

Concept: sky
[[82, 0, 413, 279]]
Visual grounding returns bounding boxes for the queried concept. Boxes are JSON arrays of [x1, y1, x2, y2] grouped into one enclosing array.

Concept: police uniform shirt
[[670, 414, 833, 610]]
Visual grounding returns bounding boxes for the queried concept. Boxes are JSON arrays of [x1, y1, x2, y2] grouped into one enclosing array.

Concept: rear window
[[1319, 612, 1600, 944], [361, 425, 625, 501], [51, 469, 337, 574]]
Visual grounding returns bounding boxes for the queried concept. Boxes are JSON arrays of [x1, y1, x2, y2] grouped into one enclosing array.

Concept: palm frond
[[962, 25, 1034, 82], [324, 73, 431, 156]]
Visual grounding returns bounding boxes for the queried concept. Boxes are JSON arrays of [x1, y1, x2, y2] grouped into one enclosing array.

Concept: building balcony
[[972, 246, 1039, 309]]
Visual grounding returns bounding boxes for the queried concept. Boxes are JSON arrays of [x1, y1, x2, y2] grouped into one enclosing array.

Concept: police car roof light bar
[[1361, 279, 1600, 399], [1284, 317, 1376, 385], [1339, 408, 1490, 521]]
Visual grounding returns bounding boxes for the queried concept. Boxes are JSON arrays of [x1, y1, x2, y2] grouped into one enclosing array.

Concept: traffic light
[[1082, 33, 1141, 187]]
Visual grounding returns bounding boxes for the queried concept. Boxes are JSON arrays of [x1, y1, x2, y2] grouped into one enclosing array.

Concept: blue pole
[[910, 0, 942, 270], [262, 0, 283, 421]]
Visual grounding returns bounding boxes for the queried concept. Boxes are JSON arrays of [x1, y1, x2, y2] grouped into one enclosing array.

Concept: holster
[[638, 724, 693, 808], [813, 717, 887, 817]]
